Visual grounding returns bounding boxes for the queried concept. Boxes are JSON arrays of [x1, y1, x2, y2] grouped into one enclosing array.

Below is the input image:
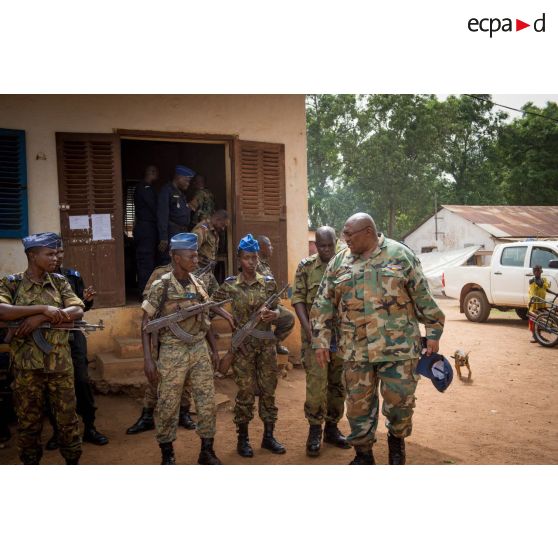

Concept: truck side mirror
[[549, 260, 558, 269]]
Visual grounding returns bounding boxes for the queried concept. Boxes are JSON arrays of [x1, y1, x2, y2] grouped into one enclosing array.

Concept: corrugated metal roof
[[442, 205, 558, 238]]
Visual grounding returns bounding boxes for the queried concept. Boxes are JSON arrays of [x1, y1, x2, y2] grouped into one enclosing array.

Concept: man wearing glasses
[[310, 213, 445, 465]]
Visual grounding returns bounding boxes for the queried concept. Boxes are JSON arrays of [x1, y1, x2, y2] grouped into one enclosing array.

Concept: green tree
[[496, 102, 558, 204]]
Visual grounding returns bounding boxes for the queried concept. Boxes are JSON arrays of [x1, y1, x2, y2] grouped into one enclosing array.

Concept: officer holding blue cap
[[157, 165, 197, 264]]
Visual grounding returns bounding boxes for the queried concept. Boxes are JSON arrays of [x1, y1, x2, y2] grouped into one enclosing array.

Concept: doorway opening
[[120, 136, 233, 302]]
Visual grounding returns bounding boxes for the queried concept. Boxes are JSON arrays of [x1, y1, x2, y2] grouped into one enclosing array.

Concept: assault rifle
[[0, 320, 105, 355], [193, 260, 216, 278], [144, 299, 231, 343], [218, 284, 289, 375]]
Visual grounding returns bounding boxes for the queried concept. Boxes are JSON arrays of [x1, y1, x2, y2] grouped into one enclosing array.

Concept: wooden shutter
[[56, 133, 125, 308], [233, 140, 287, 286], [0, 129, 28, 238]]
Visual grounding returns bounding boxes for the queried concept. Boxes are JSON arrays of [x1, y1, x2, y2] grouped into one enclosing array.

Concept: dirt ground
[[1, 297, 557, 465]]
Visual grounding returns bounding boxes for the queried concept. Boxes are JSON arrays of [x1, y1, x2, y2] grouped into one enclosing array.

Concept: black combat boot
[[387, 433, 406, 465], [178, 407, 196, 430], [126, 408, 155, 435], [83, 424, 109, 445], [323, 422, 351, 449], [21, 453, 42, 465], [261, 422, 286, 454], [306, 424, 322, 457], [198, 438, 222, 465], [276, 344, 289, 355], [0, 422, 11, 443], [45, 430, 59, 451], [159, 442, 176, 465], [236, 423, 254, 458], [349, 447, 375, 465], [65, 458, 80, 465]]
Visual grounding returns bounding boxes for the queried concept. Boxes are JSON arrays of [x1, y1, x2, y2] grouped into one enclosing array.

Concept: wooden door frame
[[116, 129, 238, 277]]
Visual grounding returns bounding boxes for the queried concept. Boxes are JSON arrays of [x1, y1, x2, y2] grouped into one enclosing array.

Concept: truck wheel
[[463, 290, 491, 322], [515, 308, 529, 321], [534, 312, 558, 347]]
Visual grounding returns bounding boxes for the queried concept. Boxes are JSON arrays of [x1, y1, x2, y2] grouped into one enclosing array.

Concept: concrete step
[[114, 337, 143, 359], [95, 352, 145, 385]]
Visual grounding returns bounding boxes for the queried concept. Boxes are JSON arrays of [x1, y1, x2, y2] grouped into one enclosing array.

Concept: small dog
[[451, 349, 472, 382]]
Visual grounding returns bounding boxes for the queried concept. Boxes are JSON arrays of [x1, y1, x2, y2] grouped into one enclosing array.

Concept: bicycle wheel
[[534, 312, 558, 347]]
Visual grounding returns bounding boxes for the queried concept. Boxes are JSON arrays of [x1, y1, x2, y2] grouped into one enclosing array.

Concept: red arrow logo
[[516, 19, 530, 31]]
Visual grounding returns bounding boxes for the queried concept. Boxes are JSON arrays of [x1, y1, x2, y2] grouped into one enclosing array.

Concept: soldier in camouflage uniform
[[213, 234, 286, 457], [190, 175, 215, 226], [292, 226, 350, 457], [141, 233, 221, 465], [311, 214, 445, 465], [255, 235, 295, 355], [0, 233, 84, 465], [191, 209, 229, 296], [126, 262, 196, 434]]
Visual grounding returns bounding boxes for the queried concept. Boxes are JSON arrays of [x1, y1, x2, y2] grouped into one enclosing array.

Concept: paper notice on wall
[[91, 214, 112, 241], [69, 215, 90, 230]]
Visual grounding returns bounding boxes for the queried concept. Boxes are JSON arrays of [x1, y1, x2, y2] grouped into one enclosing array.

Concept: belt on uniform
[[249, 330, 276, 341]]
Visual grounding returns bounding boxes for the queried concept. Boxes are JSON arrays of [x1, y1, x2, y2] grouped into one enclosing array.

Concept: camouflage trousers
[[302, 343, 345, 425], [13, 368, 82, 464], [155, 340, 216, 443], [232, 341, 278, 425], [144, 378, 191, 411], [273, 305, 295, 342], [343, 358, 420, 450]]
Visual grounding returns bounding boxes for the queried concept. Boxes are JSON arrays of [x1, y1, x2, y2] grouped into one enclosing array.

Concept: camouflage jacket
[[0, 271, 85, 372], [310, 235, 445, 363], [142, 264, 173, 298], [142, 271, 211, 346], [256, 257, 272, 278], [191, 220, 219, 265], [213, 273, 278, 338], [192, 188, 215, 225]]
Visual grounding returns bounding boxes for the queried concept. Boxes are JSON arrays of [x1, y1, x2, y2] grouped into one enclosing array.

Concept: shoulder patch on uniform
[[264, 275, 275, 282], [6, 273, 23, 282], [225, 275, 237, 283], [52, 273, 65, 280]]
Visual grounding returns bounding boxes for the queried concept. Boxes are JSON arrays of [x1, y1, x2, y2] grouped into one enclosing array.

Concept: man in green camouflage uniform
[[141, 232, 221, 465], [292, 226, 350, 457], [213, 234, 286, 457], [311, 213, 445, 465], [190, 175, 216, 226], [191, 209, 229, 296], [255, 235, 295, 355], [0, 232, 84, 465]]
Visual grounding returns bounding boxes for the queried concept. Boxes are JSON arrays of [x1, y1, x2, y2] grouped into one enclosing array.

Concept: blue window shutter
[[0, 128, 28, 238]]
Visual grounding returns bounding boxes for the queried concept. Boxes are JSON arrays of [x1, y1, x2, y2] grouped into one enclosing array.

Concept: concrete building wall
[[404, 208, 496, 255], [0, 95, 308, 356]]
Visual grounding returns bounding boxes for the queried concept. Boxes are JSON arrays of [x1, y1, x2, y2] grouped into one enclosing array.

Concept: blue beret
[[170, 232, 198, 251], [175, 165, 196, 178], [238, 234, 260, 253], [22, 232, 61, 251], [416, 353, 453, 393]]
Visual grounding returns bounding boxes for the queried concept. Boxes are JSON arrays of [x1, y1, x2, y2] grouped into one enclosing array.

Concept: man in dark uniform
[[45, 245, 109, 449], [157, 165, 197, 265], [134, 165, 159, 295], [0, 232, 84, 465], [255, 235, 295, 355]]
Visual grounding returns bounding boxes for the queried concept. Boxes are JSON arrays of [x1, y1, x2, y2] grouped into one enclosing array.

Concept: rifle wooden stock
[[218, 350, 234, 375]]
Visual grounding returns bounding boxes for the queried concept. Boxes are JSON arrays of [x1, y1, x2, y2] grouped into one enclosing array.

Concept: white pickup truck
[[443, 241, 558, 322]]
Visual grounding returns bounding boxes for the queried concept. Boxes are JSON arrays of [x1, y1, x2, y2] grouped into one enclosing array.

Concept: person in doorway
[[141, 233, 221, 465], [190, 175, 215, 226], [0, 233, 84, 465], [213, 234, 286, 458], [255, 235, 295, 355], [311, 213, 445, 465], [527, 265, 556, 343], [133, 165, 159, 295], [191, 209, 229, 296], [157, 165, 197, 264], [292, 226, 349, 457], [45, 245, 109, 449]]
